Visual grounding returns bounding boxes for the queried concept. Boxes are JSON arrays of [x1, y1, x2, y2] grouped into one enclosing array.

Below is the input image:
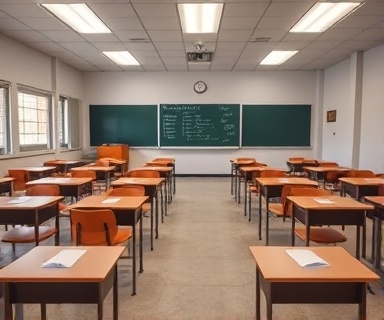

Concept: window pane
[[18, 87, 52, 151], [59, 96, 80, 149]]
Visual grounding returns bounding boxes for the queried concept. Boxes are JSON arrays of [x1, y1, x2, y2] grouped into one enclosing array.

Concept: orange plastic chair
[[123, 170, 160, 178], [71, 169, 104, 195], [106, 186, 150, 216], [347, 169, 375, 178], [70, 208, 132, 246], [288, 187, 347, 245], [26, 184, 68, 215], [8, 169, 28, 192]]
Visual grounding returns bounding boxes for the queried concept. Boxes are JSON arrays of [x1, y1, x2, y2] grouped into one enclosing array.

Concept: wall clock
[[194, 81, 207, 94]]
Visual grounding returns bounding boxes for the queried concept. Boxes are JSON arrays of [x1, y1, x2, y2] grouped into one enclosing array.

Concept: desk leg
[[139, 210, 144, 273], [113, 265, 118, 320], [132, 220, 137, 296], [248, 188, 252, 222], [234, 166, 238, 202], [356, 224, 361, 260], [98, 293, 103, 320], [244, 178, 248, 216], [358, 283, 367, 320], [41, 304, 46, 320], [150, 197, 154, 250], [258, 192, 262, 240], [291, 211, 296, 246], [265, 195, 270, 246], [231, 162, 234, 195], [256, 267, 260, 320]]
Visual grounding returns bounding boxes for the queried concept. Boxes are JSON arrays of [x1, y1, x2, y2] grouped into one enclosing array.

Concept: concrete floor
[[0, 177, 383, 319]]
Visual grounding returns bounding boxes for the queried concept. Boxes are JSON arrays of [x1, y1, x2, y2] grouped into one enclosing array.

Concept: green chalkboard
[[242, 105, 311, 146], [160, 104, 240, 147], [89, 105, 158, 147]]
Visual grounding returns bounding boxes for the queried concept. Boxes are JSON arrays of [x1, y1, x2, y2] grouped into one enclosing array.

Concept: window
[[0, 81, 11, 155], [58, 95, 80, 149], [18, 86, 52, 151]]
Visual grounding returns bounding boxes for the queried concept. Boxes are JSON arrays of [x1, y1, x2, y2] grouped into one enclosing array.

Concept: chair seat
[[110, 228, 132, 246], [269, 203, 284, 216], [2, 226, 58, 243], [294, 227, 347, 244]]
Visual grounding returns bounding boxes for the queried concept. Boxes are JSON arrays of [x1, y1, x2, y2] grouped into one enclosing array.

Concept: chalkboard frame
[[159, 104, 240, 148], [241, 104, 311, 147]]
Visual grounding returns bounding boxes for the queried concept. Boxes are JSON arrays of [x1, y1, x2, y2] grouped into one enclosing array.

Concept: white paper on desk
[[41, 249, 87, 268], [102, 198, 120, 204], [285, 249, 330, 268], [314, 198, 334, 204], [7, 196, 31, 204]]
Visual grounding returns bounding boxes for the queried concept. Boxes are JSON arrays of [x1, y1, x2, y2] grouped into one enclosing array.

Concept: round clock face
[[194, 81, 207, 94]]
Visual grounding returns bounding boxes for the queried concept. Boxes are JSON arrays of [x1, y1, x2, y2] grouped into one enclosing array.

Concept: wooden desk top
[[249, 246, 379, 282], [287, 195, 374, 210], [45, 160, 82, 165], [70, 166, 115, 172], [68, 195, 148, 210], [339, 177, 384, 186], [98, 158, 127, 165], [26, 177, 92, 186], [256, 177, 318, 187], [111, 177, 164, 187], [230, 159, 255, 165], [0, 246, 124, 282], [131, 167, 172, 172], [239, 166, 278, 172], [303, 166, 350, 172], [364, 196, 384, 208], [0, 177, 15, 183], [10, 166, 57, 172], [0, 196, 63, 210], [152, 158, 175, 164]]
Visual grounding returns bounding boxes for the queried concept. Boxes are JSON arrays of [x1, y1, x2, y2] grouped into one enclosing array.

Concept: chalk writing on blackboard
[[160, 104, 240, 147]]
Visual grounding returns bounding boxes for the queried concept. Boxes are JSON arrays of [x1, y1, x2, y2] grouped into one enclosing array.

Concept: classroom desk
[[149, 158, 176, 194], [0, 196, 63, 246], [10, 166, 57, 181], [287, 196, 373, 258], [68, 195, 148, 295], [44, 160, 83, 173], [256, 177, 318, 244], [98, 158, 128, 173], [0, 246, 124, 320], [26, 177, 93, 201], [111, 177, 165, 250], [230, 159, 255, 201], [339, 177, 384, 200], [286, 159, 318, 175], [303, 166, 350, 188], [0, 177, 14, 195], [70, 165, 116, 190], [363, 196, 384, 271], [249, 246, 379, 320], [239, 166, 282, 217], [130, 166, 173, 204]]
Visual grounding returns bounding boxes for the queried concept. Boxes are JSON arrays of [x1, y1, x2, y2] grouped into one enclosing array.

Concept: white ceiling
[[1, 0, 384, 72]]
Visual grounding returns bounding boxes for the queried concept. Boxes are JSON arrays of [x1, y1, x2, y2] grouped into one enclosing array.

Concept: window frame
[[17, 85, 53, 152]]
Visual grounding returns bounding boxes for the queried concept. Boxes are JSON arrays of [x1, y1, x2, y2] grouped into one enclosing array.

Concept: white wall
[[360, 44, 384, 173], [83, 71, 319, 174], [322, 44, 384, 173], [0, 35, 83, 177]]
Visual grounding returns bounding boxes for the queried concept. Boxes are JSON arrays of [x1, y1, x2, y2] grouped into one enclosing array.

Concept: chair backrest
[[106, 185, 145, 196], [70, 209, 118, 245], [281, 185, 318, 212], [325, 170, 348, 183], [8, 169, 29, 191], [302, 159, 318, 166], [288, 157, 304, 161], [289, 187, 332, 197], [236, 157, 256, 162], [347, 169, 375, 178], [26, 184, 60, 196], [259, 169, 287, 178], [124, 170, 160, 178], [71, 170, 97, 179], [145, 162, 169, 167]]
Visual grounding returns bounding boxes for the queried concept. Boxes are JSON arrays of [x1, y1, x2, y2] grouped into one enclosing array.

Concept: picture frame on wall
[[327, 110, 336, 122]]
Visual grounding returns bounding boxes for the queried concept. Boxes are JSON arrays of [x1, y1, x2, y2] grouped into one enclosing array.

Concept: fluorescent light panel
[[40, 3, 111, 34], [290, 2, 362, 33], [260, 51, 298, 65], [178, 3, 223, 33], [103, 51, 140, 66]]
